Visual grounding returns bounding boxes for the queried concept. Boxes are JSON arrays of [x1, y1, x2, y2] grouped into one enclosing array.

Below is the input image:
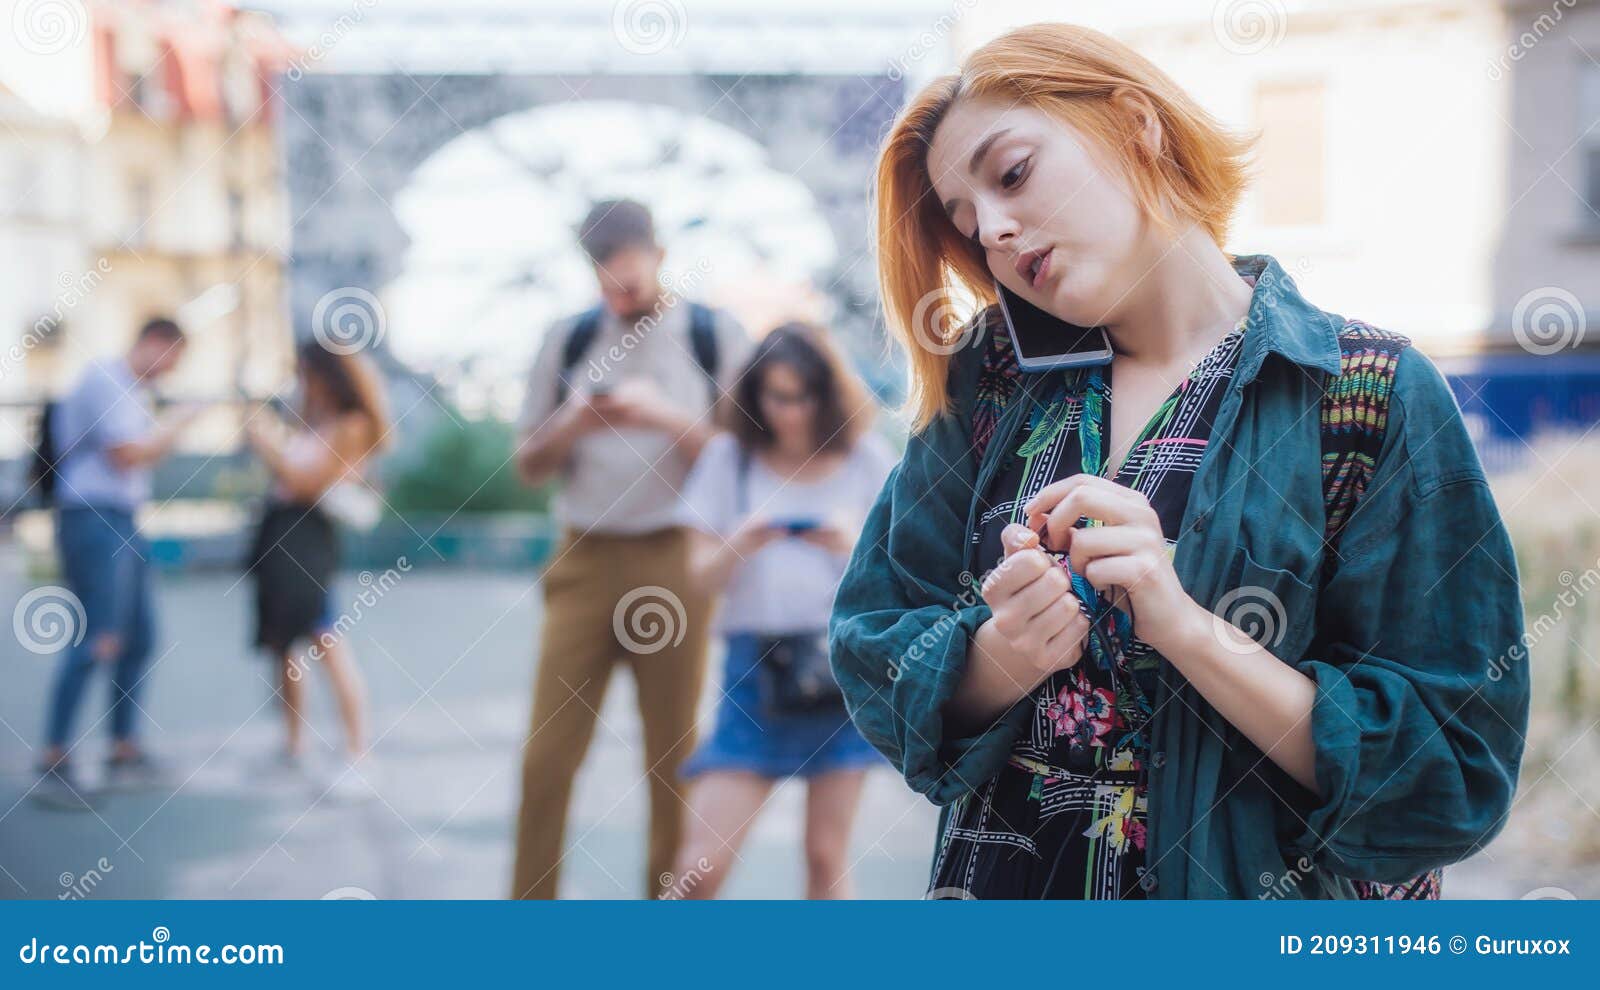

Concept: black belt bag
[[731, 450, 846, 718], [755, 630, 844, 719]]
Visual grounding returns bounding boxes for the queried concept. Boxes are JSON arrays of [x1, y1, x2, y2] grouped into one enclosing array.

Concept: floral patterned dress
[[928, 320, 1247, 899]]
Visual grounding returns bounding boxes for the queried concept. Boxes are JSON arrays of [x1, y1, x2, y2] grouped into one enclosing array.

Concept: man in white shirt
[[510, 200, 750, 899]]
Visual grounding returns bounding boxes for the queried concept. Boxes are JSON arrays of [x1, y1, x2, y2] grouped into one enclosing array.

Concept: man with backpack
[[511, 200, 750, 899], [33, 317, 195, 810]]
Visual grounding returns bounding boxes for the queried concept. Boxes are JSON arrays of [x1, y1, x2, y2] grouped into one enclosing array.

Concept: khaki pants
[[510, 526, 711, 899]]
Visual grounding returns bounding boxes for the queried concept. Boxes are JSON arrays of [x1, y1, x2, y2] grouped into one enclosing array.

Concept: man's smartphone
[[994, 281, 1114, 372], [588, 382, 615, 399], [774, 518, 819, 535]]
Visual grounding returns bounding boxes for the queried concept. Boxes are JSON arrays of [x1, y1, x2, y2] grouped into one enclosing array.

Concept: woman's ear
[[1111, 86, 1163, 162]]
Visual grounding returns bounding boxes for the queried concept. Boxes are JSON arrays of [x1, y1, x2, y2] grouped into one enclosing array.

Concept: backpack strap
[[971, 307, 1021, 462], [1319, 320, 1411, 570], [687, 301, 721, 408], [1319, 320, 1443, 902], [554, 306, 605, 406], [555, 302, 721, 407]]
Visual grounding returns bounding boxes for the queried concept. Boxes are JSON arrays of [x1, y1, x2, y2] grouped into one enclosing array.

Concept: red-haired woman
[[830, 23, 1528, 899]]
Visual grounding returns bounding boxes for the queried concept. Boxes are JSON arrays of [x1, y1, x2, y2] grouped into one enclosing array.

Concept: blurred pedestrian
[[510, 199, 750, 899], [33, 317, 194, 810], [667, 322, 892, 899], [245, 340, 388, 797]]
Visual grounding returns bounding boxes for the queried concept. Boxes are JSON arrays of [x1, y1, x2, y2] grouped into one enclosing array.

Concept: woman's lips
[[1030, 249, 1053, 290], [1013, 247, 1051, 288]]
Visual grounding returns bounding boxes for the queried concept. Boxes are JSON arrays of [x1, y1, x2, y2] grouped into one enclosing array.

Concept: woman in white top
[[669, 322, 895, 898], [245, 340, 389, 783]]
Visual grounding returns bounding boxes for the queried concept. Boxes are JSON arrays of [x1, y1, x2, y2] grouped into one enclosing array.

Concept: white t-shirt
[[676, 431, 897, 635]]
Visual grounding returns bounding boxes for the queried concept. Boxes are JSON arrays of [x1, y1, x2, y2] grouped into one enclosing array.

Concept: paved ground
[[0, 546, 1585, 900], [0, 554, 938, 900]]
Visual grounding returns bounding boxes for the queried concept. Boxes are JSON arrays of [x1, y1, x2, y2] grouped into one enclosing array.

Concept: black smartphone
[[994, 281, 1114, 372], [775, 518, 819, 535]]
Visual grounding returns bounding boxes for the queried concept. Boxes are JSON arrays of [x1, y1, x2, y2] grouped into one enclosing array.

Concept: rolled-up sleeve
[[1279, 349, 1529, 882], [829, 342, 1031, 806]]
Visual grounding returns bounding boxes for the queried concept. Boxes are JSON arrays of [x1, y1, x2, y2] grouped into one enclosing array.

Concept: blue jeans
[[44, 507, 155, 751]]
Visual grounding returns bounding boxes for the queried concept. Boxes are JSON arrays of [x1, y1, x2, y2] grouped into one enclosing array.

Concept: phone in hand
[[774, 518, 820, 536], [994, 281, 1114, 372]]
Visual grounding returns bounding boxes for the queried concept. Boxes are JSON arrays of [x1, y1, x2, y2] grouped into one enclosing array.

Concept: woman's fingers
[[1025, 476, 1155, 551], [980, 545, 1052, 600], [1066, 524, 1156, 577]]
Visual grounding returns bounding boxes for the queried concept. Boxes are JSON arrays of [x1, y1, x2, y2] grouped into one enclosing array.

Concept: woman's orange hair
[[876, 22, 1253, 431]]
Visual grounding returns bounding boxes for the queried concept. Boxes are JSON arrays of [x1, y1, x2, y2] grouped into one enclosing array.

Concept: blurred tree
[[384, 416, 548, 516]]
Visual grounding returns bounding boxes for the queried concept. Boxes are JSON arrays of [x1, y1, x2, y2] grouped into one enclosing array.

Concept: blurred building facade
[[0, 0, 295, 460], [953, 0, 1599, 358], [940, 0, 1600, 466]]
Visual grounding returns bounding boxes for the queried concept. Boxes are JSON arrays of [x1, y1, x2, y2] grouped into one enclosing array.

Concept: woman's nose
[[975, 202, 1019, 251]]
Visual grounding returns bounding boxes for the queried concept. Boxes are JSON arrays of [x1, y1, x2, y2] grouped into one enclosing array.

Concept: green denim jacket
[[829, 255, 1530, 898]]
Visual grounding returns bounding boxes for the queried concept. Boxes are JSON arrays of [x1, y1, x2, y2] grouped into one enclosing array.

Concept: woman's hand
[[1024, 474, 1207, 655], [798, 520, 857, 556], [980, 523, 1091, 680], [945, 523, 1090, 731], [729, 515, 786, 556]]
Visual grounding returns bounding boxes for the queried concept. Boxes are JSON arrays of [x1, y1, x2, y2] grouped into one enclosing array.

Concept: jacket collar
[[1230, 254, 1344, 388]]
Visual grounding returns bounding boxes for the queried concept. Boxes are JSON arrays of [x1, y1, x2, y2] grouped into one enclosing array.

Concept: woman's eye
[[1000, 157, 1030, 190]]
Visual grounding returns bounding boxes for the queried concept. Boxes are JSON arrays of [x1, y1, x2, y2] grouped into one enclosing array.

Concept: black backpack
[[26, 401, 60, 504], [554, 302, 720, 406]]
